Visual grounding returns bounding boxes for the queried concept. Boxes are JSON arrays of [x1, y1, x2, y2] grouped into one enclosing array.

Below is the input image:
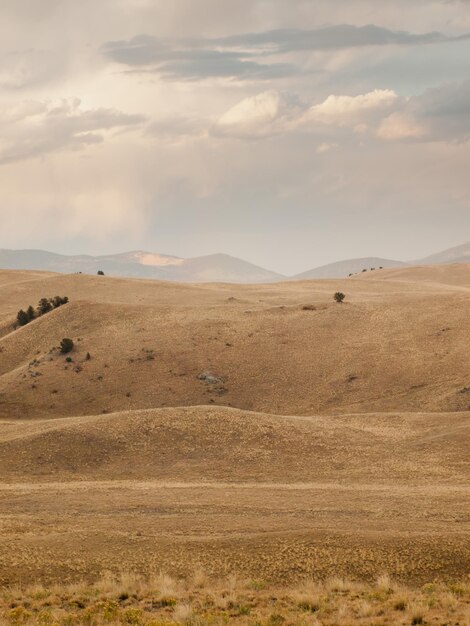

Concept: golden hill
[[2, 267, 470, 419], [1, 406, 468, 483], [0, 266, 469, 585]]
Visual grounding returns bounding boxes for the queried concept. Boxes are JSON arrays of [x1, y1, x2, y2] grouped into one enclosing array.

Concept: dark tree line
[[16, 296, 69, 327]]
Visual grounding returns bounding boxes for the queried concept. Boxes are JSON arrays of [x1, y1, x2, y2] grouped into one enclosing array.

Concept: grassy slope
[[0, 267, 469, 587]]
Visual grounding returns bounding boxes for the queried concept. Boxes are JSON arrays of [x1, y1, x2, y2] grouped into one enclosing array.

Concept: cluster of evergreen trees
[[16, 296, 69, 327]]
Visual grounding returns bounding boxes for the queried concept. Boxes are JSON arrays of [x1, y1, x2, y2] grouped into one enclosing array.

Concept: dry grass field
[[0, 266, 469, 619], [1, 572, 469, 626]]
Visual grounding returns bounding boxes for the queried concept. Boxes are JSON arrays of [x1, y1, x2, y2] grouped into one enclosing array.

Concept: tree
[[17, 309, 30, 326], [97, 270, 105, 276], [334, 292, 346, 303], [26, 305, 36, 321], [60, 338, 74, 354], [52, 296, 69, 308], [38, 298, 53, 315]]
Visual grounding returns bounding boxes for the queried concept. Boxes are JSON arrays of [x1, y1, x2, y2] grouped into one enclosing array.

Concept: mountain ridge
[[1, 240, 470, 282], [0, 249, 284, 284]]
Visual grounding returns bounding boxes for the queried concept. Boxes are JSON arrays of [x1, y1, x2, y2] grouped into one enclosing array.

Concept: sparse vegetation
[[15, 296, 69, 328], [334, 291, 346, 303], [0, 573, 467, 626]]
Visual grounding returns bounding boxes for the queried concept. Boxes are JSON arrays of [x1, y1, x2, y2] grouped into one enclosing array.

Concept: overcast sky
[[1, 0, 470, 274]]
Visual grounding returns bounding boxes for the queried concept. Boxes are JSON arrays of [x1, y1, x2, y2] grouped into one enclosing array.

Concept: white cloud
[[214, 90, 302, 138], [305, 89, 399, 126], [213, 81, 470, 144], [213, 88, 399, 139]]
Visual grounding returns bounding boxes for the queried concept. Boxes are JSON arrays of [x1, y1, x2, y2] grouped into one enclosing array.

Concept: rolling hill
[[0, 265, 469, 585], [0, 249, 284, 283], [292, 256, 407, 279]]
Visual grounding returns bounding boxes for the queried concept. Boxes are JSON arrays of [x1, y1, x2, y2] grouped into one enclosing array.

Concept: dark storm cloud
[[102, 35, 297, 80], [102, 25, 468, 81], [409, 79, 470, 140], [213, 24, 452, 51]]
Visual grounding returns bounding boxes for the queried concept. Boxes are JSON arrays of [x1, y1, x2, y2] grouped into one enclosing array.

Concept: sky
[[0, 0, 470, 275]]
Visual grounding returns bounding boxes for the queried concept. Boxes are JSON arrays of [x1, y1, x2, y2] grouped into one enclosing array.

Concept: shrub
[[97, 270, 105, 276], [334, 292, 346, 303], [60, 338, 74, 354], [16, 309, 30, 326]]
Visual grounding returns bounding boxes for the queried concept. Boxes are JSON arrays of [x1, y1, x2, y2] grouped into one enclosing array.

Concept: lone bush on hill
[[60, 338, 74, 354], [334, 292, 346, 303]]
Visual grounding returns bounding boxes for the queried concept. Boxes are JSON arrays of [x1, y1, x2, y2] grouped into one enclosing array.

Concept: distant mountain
[[412, 241, 470, 266], [292, 257, 407, 280], [168, 253, 285, 283], [0, 249, 284, 284], [3, 240, 470, 284]]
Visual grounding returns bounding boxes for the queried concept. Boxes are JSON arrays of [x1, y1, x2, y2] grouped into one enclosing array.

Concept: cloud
[[213, 80, 470, 143], [213, 88, 399, 139], [316, 142, 339, 153], [0, 98, 146, 165], [102, 35, 297, 81], [146, 115, 208, 140], [213, 24, 454, 52], [377, 112, 428, 140], [101, 25, 468, 82], [378, 79, 470, 141], [306, 89, 398, 127], [214, 90, 303, 138], [0, 49, 65, 90]]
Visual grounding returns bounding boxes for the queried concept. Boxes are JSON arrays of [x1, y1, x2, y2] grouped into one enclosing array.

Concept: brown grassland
[[0, 265, 469, 623], [1, 572, 469, 626]]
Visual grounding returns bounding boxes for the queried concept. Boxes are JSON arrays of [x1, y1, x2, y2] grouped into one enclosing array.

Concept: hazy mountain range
[[1, 241, 470, 283], [0, 250, 283, 283]]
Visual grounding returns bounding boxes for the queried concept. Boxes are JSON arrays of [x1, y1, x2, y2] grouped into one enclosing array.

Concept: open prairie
[[0, 266, 469, 587]]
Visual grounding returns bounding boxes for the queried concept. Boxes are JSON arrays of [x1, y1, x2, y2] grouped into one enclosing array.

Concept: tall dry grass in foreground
[[1, 572, 469, 626]]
